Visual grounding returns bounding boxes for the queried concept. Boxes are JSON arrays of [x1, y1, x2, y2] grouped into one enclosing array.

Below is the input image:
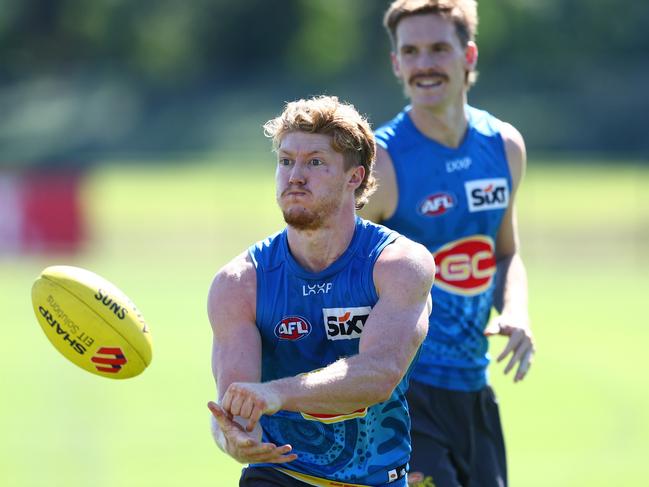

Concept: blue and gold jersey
[[248, 217, 411, 486], [375, 105, 512, 392]]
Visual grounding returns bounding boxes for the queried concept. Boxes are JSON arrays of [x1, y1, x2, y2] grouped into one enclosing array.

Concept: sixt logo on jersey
[[274, 316, 312, 341], [433, 235, 496, 296], [418, 192, 455, 217], [465, 178, 509, 212], [322, 307, 371, 340]]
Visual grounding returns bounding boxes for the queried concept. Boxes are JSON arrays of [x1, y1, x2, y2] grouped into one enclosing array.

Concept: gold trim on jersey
[[275, 468, 371, 487], [300, 407, 368, 424]]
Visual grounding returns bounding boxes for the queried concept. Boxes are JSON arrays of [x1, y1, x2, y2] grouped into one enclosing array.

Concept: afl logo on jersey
[[418, 192, 455, 217], [433, 235, 496, 296], [274, 316, 312, 341]]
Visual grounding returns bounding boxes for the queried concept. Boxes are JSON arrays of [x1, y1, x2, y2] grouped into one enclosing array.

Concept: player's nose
[[414, 51, 439, 70], [288, 163, 307, 185]]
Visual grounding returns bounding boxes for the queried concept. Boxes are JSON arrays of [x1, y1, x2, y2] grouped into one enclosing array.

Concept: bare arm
[[358, 146, 398, 223], [485, 123, 535, 382], [222, 238, 434, 429], [207, 252, 296, 464]]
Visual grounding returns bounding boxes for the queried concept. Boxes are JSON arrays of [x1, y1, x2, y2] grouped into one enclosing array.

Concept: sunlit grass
[[1, 158, 648, 486]]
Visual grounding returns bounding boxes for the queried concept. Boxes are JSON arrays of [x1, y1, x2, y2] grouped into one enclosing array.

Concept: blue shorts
[[406, 382, 507, 487]]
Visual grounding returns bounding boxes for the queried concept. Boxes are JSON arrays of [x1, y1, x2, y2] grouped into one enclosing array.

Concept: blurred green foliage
[[0, 0, 648, 162]]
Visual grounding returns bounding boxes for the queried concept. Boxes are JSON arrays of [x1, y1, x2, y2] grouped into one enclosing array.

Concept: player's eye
[[310, 158, 323, 166], [278, 158, 291, 166], [401, 46, 416, 55]]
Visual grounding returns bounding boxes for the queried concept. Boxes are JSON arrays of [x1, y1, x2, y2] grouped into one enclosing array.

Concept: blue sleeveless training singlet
[[375, 105, 512, 392], [248, 217, 412, 487]]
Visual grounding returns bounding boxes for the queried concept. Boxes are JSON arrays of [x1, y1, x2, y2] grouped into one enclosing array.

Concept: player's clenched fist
[[222, 382, 282, 431], [207, 401, 296, 464]]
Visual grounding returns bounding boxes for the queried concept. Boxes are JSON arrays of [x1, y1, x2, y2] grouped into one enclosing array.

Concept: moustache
[[408, 71, 449, 85]]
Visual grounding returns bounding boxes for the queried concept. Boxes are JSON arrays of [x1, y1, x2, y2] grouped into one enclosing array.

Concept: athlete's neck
[[286, 212, 357, 273], [409, 100, 468, 149]]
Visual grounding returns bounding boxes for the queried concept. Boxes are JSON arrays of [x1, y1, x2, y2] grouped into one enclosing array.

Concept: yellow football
[[31, 265, 152, 379]]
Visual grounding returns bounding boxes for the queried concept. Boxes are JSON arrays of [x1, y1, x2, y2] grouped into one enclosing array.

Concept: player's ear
[[465, 42, 478, 70], [349, 165, 365, 189], [391, 51, 401, 78]]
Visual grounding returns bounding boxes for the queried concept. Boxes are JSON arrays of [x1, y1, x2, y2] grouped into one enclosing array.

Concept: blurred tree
[[286, 0, 368, 79], [0, 0, 647, 160]]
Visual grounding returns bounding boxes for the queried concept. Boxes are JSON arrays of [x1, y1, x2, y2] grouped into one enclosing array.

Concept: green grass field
[[1, 156, 648, 486]]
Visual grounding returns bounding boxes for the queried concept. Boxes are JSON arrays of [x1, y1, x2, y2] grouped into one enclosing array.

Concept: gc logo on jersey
[[418, 192, 455, 217], [322, 307, 371, 340], [465, 178, 509, 212], [433, 235, 496, 296], [274, 316, 312, 341]]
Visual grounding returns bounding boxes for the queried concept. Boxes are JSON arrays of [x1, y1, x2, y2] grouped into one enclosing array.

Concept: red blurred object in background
[[0, 170, 85, 253]]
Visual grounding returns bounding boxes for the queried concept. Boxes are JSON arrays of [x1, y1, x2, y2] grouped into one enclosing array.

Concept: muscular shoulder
[[373, 237, 435, 302], [499, 122, 527, 191], [207, 251, 256, 328]]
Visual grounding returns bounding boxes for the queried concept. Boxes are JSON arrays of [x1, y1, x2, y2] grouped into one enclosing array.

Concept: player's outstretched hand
[[485, 316, 535, 382], [207, 401, 296, 464], [221, 382, 282, 432]]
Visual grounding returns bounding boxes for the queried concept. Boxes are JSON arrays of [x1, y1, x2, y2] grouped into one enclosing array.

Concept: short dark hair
[[384, 0, 478, 49]]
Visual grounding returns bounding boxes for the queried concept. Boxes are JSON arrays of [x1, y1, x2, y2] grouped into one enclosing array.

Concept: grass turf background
[[1, 156, 648, 486]]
